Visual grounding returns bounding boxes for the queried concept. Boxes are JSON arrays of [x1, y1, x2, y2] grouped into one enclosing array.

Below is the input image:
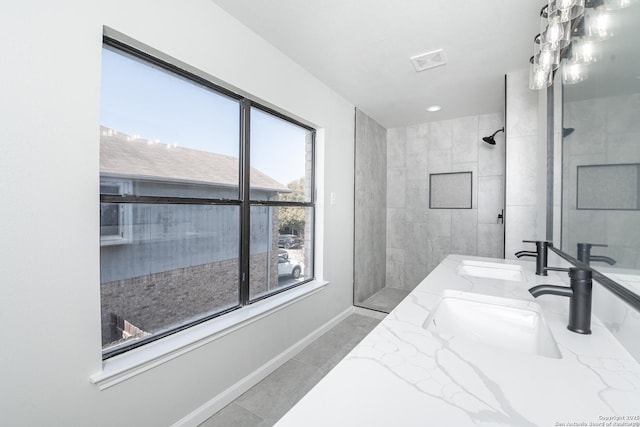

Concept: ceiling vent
[[410, 49, 447, 72]]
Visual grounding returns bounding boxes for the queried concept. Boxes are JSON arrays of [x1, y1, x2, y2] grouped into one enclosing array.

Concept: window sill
[[90, 280, 329, 390]]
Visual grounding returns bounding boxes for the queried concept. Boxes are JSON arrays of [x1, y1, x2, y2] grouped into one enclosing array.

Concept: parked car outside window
[[278, 234, 302, 249], [278, 255, 302, 279]]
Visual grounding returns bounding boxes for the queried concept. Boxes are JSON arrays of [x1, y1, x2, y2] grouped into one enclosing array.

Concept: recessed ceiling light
[[426, 105, 442, 112]]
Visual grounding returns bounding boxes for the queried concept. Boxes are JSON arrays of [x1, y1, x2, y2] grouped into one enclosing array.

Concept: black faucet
[[515, 240, 551, 276], [577, 243, 616, 266], [529, 267, 593, 334]]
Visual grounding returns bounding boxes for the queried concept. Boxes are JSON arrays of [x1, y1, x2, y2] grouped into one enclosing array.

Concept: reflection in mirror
[[560, 2, 640, 298]]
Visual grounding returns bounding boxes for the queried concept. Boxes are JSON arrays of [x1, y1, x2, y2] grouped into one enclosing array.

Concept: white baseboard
[[172, 305, 355, 427]]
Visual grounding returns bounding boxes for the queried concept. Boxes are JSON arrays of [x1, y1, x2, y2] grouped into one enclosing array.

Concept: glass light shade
[[536, 46, 560, 70], [556, 0, 577, 9], [548, 0, 585, 22], [541, 19, 571, 49], [584, 8, 613, 41], [570, 39, 600, 64], [605, 0, 637, 9], [562, 62, 588, 84], [545, 20, 564, 42], [530, 58, 553, 89]]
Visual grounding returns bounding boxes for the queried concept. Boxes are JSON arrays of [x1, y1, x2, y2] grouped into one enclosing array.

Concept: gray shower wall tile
[[386, 248, 406, 289], [479, 112, 503, 132], [404, 261, 429, 291], [506, 69, 538, 137], [479, 132, 505, 177], [451, 209, 478, 255], [387, 167, 406, 208], [565, 153, 607, 210], [427, 209, 451, 237], [407, 123, 428, 140], [428, 119, 453, 151], [565, 98, 607, 156], [477, 223, 504, 258], [607, 92, 640, 135], [405, 179, 429, 223], [478, 175, 504, 224], [452, 116, 479, 164], [386, 208, 407, 250], [565, 209, 607, 250], [427, 150, 452, 173], [385, 113, 505, 292], [387, 127, 407, 169], [426, 236, 451, 275], [606, 211, 640, 248], [405, 221, 429, 265], [505, 135, 538, 206], [355, 109, 387, 301], [607, 132, 640, 164], [450, 163, 477, 210], [505, 205, 537, 260], [406, 130, 429, 181]]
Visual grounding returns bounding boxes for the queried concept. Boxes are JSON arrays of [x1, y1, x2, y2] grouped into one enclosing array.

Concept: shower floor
[[359, 287, 410, 313]]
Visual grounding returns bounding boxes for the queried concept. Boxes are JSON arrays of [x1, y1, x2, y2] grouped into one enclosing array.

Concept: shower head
[[482, 127, 504, 145], [563, 127, 575, 137]]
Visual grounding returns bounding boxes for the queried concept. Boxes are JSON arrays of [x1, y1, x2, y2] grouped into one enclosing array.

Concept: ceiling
[[211, 0, 543, 128]]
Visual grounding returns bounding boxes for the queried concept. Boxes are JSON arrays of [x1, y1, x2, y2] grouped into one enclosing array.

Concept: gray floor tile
[[294, 315, 379, 367], [198, 403, 263, 427], [199, 313, 382, 426], [235, 359, 323, 420], [341, 313, 381, 334], [293, 328, 351, 368]]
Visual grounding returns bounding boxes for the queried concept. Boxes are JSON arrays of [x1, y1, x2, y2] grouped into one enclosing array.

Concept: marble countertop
[[275, 254, 640, 427]]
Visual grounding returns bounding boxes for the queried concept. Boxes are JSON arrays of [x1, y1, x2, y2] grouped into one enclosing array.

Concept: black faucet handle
[[544, 266, 570, 273], [523, 240, 552, 244], [578, 242, 608, 248], [544, 266, 593, 274]]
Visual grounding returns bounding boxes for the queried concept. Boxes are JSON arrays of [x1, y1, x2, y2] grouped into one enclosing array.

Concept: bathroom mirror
[[559, 2, 640, 299]]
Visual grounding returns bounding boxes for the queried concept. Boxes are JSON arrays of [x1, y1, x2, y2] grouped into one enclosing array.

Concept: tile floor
[[199, 313, 381, 427], [360, 286, 410, 313]]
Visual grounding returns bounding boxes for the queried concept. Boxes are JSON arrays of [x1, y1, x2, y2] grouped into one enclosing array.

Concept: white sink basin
[[423, 291, 561, 359], [458, 260, 524, 282]]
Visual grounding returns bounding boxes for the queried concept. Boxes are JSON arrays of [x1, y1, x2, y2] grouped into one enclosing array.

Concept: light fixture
[[529, 0, 592, 90], [584, 7, 613, 41], [570, 39, 600, 63], [541, 16, 572, 49], [548, 0, 586, 22], [562, 62, 588, 84], [605, 0, 637, 9], [530, 56, 553, 89], [537, 45, 561, 70], [426, 105, 441, 112]]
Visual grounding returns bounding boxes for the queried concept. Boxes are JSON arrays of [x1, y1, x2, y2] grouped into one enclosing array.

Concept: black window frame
[[100, 37, 316, 359]]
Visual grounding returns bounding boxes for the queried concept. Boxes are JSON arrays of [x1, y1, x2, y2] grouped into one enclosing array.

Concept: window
[[100, 179, 131, 245], [248, 107, 315, 301], [99, 39, 315, 358]]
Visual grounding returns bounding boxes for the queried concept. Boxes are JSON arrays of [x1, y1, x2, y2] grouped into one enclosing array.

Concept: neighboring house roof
[[100, 126, 289, 192]]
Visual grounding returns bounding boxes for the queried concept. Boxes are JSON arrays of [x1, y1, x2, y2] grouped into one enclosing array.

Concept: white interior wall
[[0, 1, 354, 425]]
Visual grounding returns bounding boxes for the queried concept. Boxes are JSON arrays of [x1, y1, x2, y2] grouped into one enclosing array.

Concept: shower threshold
[[358, 287, 410, 313]]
